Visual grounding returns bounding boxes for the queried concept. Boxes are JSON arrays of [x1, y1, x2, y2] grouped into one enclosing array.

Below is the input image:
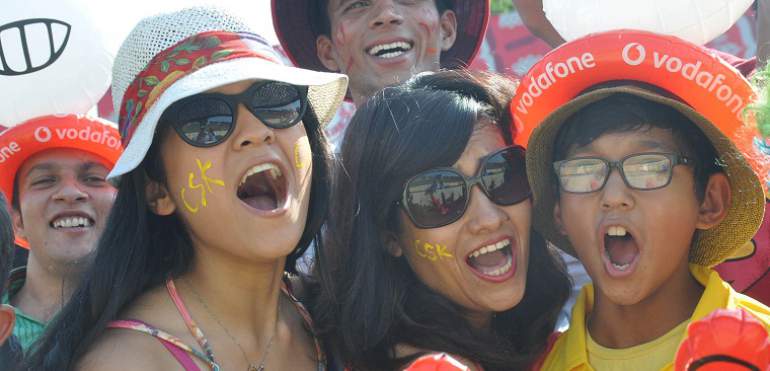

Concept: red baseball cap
[[0, 114, 123, 247]]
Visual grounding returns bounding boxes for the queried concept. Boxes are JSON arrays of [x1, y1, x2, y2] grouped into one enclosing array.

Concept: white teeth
[[378, 50, 405, 59], [240, 163, 281, 187], [368, 41, 412, 57], [607, 226, 627, 237], [612, 262, 631, 271], [470, 239, 511, 259], [487, 257, 513, 276], [52, 216, 92, 229]]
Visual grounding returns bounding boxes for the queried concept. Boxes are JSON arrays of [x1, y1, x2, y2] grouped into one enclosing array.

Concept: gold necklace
[[185, 280, 277, 371]]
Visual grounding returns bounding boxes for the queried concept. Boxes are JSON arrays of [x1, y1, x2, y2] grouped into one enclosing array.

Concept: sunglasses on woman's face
[[400, 146, 531, 229], [164, 81, 309, 147]]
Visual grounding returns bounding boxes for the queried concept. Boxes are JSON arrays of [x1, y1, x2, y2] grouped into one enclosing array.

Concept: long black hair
[[0, 193, 22, 369], [22, 102, 331, 370], [308, 70, 571, 371]]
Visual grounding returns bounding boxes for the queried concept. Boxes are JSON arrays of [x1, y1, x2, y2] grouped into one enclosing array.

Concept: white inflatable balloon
[[0, 0, 113, 126], [543, 0, 754, 45]]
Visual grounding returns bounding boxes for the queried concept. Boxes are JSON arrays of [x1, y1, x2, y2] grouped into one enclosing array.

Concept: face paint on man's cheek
[[332, 22, 356, 73], [179, 158, 226, 214], [414, 239, 454, 262], [335, 23, 347, 45]]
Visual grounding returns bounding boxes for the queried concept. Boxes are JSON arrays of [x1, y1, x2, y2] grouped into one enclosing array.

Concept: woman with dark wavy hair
[[309, 70, 571, 370]]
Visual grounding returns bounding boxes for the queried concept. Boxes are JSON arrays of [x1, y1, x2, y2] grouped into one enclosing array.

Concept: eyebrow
[[636, 139, 672, 151], [24, 161, 107, 177], [79, 162, 109, 173]]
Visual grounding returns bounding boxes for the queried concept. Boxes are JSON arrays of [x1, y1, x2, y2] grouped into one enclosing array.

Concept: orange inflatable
[[675, 308, 770, 371], [510, 29, 769, 189], [404, 353, 471, 371], [0, 114, 122, 247]]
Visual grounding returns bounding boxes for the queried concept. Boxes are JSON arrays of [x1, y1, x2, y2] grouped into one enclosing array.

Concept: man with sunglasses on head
[[0, 115, 121, 352], [272, 0, 489, 107]]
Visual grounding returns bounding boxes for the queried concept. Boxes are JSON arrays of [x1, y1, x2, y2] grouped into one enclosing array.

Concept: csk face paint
[[180, 158, 225, 214], [414, 239, 454, 262], [294, 137, 311, 169]]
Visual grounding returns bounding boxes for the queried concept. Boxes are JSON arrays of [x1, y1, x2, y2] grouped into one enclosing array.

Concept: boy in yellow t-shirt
[[517, 31, 770, 371]]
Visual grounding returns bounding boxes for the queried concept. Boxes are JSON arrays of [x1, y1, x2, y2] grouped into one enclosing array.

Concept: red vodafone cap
[[0, 114, 122, 247]]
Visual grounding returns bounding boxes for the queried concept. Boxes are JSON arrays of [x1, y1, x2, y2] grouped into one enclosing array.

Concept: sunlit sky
[[86, 0, 278, 50]]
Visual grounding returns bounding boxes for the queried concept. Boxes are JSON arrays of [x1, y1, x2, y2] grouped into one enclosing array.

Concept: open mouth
[[603, 225, 640, 274], [236, 163, 288, 211], [50, 215, 94, 229], [466, 238, 516, 280], [366, 41, 414, 59]]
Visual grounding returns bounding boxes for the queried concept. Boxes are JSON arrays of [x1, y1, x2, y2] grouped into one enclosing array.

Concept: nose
[[466, 187, 507, 235], [231, 104, 274, 150], [53, 176, 89, 203], [370, 0, 404, 28], [600, 169, 634, 211]]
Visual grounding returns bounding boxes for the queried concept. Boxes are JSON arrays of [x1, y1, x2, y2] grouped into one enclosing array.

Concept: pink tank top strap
[[107, 319, 219, 371], [281, 275, 327, 370], [166, 279, 217, 362]]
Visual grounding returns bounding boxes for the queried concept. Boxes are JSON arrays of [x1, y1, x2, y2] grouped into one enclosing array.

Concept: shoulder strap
[[166, 279, 217, 363], [107, 319, 219, 371], [282, 275, 327, 371]]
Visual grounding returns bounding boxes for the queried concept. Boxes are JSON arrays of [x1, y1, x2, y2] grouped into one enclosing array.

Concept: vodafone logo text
[[33, 125, 121, 150], [621, 42, 744, 118], [0, 141, 21, 163], [515, 52, 597, 115]]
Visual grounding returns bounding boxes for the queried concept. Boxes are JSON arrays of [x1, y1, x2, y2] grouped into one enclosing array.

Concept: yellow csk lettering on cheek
[[180, 159, 226, 214], [414, 240, 454, 262], [294, 141, 306, 169]]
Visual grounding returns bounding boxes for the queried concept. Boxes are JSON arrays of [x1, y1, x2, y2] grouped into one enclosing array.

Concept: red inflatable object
[[674, 308, 770, 371], [0, 115, 122, 248], [510, 29, 769, 189], [405, 353, 471, 371]]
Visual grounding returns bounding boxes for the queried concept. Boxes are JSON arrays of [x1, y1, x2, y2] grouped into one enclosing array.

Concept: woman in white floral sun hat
[[24, 6, 347, 371]]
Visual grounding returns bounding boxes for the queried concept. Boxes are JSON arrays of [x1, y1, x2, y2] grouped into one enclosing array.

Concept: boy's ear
[[145, 180, 176, 216], [438, 9, 458, 51], [553, 203, 568, 235], [695, 172, 731, 230], [0, 304, 15, 345], [316, 35, 341, 72]]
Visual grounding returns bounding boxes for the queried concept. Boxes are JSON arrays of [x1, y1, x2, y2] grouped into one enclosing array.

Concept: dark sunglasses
[[400, 146, 531, 229], [553, 152, 691, 193], [164, 81, 309, 147]]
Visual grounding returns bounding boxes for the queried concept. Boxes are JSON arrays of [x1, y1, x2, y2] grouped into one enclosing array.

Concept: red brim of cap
[[0, 114, 123, 249], [271, 0, 489, 72]]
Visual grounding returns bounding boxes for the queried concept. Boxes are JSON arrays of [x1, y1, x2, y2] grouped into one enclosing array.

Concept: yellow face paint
[[180, 158, 226, 214], [294, 141, 307, 169], [414, 240, 454, 262]]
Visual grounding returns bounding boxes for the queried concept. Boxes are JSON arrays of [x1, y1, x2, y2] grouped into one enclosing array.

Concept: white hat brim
[[108, 57, 348, 181]]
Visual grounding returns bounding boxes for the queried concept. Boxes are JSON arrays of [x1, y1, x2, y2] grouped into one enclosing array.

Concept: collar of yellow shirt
[[541, 264, 770, 371]]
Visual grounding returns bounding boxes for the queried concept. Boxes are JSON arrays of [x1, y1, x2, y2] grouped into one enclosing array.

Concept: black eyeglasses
[[553, 152, 691, 193], [164, 81, 309, 147], [400, 146, 531, 229]]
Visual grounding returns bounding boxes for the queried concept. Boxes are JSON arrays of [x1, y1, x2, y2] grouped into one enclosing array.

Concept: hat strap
[[119, 31, 280, 147]]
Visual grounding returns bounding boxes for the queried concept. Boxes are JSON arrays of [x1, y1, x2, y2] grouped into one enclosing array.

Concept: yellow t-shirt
[[585, 321, 687, 371], [539, 264, 770, 371]]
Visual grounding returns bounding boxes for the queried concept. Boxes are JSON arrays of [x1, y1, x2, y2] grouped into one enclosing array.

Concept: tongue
[[606, 237, 638, 265], [469, 250, 506, 268], [242, 195, 277, 210]]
